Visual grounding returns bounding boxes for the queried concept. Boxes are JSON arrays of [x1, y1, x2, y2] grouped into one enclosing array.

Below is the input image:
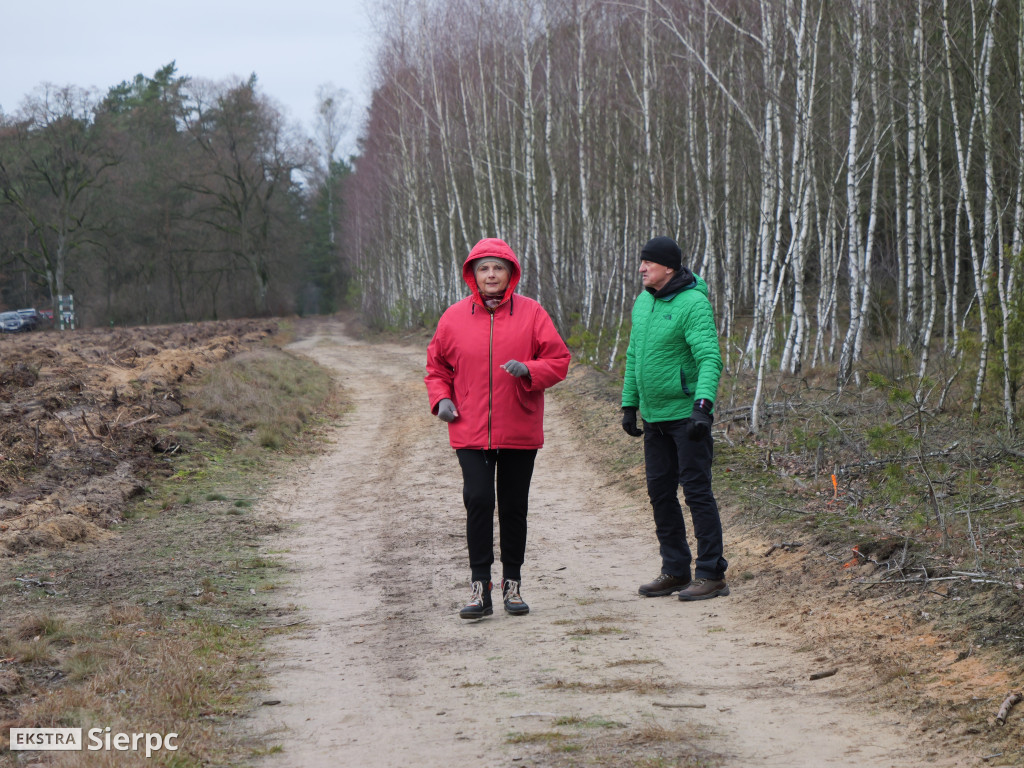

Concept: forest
[[3, 0, 1024, 431], [348, 0, 1024, 431], [0, 65, 351, 328]]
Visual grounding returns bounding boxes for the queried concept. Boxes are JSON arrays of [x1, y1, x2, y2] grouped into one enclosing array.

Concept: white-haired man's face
[[639, 260, 674, 291]]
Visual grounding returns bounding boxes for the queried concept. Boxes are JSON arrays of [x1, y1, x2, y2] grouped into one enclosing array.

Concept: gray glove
[[436, 398, 458, 422], [502, 359, 530, 378]]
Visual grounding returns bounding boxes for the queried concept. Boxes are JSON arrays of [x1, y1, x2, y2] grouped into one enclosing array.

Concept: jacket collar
[[647, 266, 696, 300]]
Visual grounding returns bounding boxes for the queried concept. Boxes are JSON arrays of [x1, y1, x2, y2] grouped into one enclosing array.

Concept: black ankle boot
[[501, 579, 530, 615], [459, 580, 493, 619]]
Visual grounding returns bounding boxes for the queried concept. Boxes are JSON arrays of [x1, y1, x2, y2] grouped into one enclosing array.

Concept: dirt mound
[[0, 319, 277, 556]]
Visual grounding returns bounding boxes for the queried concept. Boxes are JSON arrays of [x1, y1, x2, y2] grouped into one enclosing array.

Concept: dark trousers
[[456, 448, 537, 583], [643, 420, 727, 581]]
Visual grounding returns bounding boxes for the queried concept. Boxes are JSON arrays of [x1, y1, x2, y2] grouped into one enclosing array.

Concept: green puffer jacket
[[622, 270, 723, 423]]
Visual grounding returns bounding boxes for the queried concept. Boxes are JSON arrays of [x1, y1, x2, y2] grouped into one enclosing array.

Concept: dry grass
[[543, 677, 674, 695], [575, 613, 626, 624], [506, 730, 571, 744], [4, 638, 56, 666], [0, 342, 338, 766], [553, 715, 624, 729], [0, 571, 268, 765], [620, 723, 678, 744], [564, 624, 625, 636], [181, 347, 334, 449], [508, 716, 722, 768], [13, 614, 67, 641]]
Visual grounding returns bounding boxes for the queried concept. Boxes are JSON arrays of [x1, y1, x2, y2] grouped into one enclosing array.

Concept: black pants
[[643, 419, 727, 581], [456, 448, 537, 583]]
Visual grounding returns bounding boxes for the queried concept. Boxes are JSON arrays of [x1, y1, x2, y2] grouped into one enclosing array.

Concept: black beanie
[[640, 236, 682, 271]]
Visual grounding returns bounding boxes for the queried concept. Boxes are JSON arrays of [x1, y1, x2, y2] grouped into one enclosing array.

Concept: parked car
[[16, 308, 43, 330], [0, 311, 27, 333]]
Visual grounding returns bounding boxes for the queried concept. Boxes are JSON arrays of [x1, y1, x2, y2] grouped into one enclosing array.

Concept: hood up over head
[[462, 238, 522, 307]]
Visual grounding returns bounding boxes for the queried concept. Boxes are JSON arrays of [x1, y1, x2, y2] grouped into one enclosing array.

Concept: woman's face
[[474, 260, 511, 298]]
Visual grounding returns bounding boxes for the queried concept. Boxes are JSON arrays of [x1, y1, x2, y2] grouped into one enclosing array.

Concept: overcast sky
[[0, 0, 377, 152]]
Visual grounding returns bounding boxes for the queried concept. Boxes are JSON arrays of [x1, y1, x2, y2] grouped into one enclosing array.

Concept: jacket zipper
[[487, 311, 494, 449]]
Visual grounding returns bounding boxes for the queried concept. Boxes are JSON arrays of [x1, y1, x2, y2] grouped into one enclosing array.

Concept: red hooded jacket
[[425, 238, 571, 450]]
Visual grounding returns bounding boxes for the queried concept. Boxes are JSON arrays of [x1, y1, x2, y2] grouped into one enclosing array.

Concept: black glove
[[621, 407, 643, 437], [437, 398, 458, 423], [502, 359, 529, 378], [688, 399, 713, 441]]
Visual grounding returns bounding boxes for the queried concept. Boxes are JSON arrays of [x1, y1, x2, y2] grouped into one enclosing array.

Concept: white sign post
[[57, 294, 76, 330]]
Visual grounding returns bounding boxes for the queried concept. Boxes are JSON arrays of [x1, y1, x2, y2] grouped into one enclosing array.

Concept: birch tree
[[348, 0, 1024, 428]]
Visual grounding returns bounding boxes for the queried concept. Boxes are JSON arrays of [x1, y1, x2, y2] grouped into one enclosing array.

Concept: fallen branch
[[80, 412, 99, 440], [835, 444, 960, 474], [765, 541, 803, 557], [53, 414, 76, 445], [853, 575, 965, 586], [259, 620, 309, 630], [995, 692, 1022, 725], [753, 497, 815, 516], [120, 413, 161, 429], [951, 497, 1024, 516], [809, 669, 838, 681], [948, 570, 1019, 587], [717, 402, 793, 424], [14, 576, 59, 595], [14, 577, 58, 587], [653, 701, 707, 709], [70, 412, 121, 456]]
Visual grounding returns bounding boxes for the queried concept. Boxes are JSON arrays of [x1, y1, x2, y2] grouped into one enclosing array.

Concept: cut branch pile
[[0, 320, 276, 556]]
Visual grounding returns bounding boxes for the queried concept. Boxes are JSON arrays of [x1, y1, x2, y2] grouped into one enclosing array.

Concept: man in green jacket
[[621, 236, 729, 601]]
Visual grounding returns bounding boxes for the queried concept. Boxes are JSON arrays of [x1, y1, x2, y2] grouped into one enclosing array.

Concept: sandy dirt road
[[251, 321, 965, 768]]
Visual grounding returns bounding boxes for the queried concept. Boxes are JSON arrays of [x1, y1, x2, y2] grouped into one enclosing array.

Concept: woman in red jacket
[[426, 238, 570, 620]]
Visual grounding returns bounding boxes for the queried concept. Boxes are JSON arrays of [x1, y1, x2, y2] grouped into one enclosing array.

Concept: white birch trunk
[[1004, 7, 1024, 426], [541, 0, 563, 326], [942, 0, 993, 412], [576, 0, 595, 326], [851, 0, 882, 369], [642, 0, 657, 233], [837, 1, 865, 385]]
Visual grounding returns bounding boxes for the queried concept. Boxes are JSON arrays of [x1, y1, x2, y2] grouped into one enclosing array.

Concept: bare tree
[[0, 85, 116, 312], [314, 83, 354, 245], [180, 76, 306, 316]]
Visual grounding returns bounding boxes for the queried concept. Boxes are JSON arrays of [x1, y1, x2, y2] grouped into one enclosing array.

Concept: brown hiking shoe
[[677, 578, 730, 601], [638, 573, 691, 597]]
